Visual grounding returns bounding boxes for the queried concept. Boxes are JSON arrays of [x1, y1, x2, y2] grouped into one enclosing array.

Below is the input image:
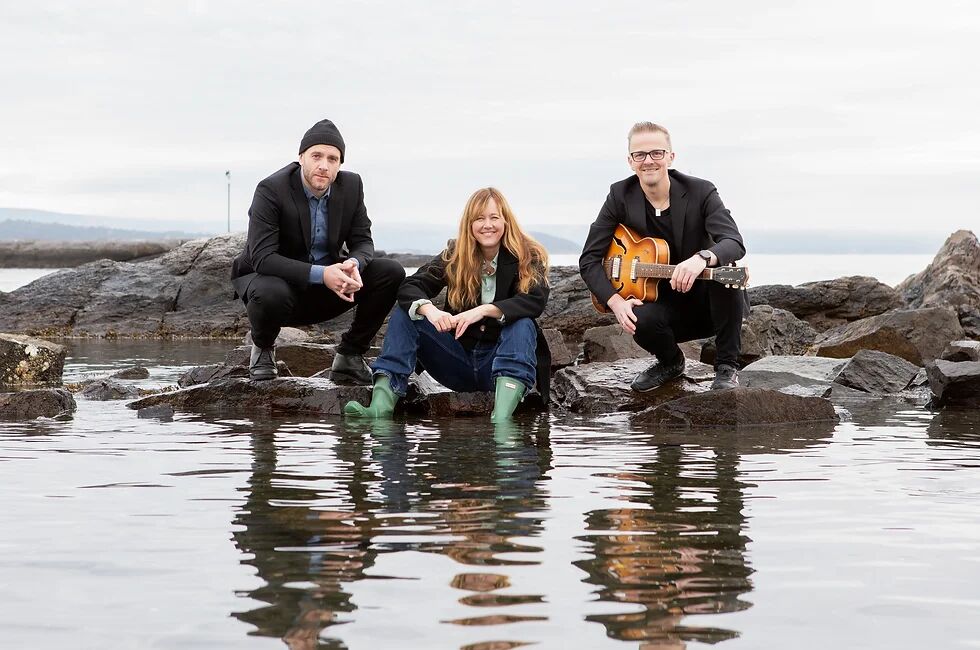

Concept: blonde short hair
[[627, 122, 672, 149]]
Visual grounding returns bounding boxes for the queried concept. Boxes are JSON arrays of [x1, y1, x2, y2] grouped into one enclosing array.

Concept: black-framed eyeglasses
[[630, 149, 670, 162]]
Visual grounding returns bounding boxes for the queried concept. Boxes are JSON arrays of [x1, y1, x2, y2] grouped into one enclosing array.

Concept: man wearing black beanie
[[231, 119, 405, 382]]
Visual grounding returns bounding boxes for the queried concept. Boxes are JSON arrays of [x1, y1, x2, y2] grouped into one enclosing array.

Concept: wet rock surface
[[926, 360, 980, 408], [224, 343, 336, 377], [0, 334, 66, 386], [739, 356, 847, 396], [702, 305, 818, 367], [898, 230, 980, 338], [749, 276, 903, 330], [812, 307, 964, 365], [832, 349, 921, 394], [0, 388, 76, 420], [550, 358, 714, 413], [110, 365, 150, 380], [632, 388, 838, 427], [80, 379, 141, 401]]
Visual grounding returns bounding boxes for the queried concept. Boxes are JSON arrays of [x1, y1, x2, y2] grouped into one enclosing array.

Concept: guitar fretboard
[[604, 260, 713, 280]]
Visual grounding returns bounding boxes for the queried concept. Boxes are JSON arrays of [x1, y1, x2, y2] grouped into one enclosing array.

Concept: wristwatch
[[697, 250, 713, 266]]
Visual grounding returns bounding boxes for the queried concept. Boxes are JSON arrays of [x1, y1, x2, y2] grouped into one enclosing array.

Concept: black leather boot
[[249, 345, 278, 381]]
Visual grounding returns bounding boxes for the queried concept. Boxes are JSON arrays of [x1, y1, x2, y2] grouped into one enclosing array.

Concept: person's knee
[[634, 305, 670, 334], [364, 258, 405, 286], [246, 276, 294, 315]]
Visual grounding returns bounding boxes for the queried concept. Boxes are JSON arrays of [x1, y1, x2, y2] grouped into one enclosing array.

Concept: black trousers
[[239, 258, 405, 354], [632, 282, 744, 368]]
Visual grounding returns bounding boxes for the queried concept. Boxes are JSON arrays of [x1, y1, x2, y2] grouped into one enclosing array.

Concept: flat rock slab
[[110, 365, 150, 380], [740, 355, 847, 395], [942, 340, 980, 362], [812, 307, 964, 365], [0, 388, 76, 420], [633, 388, 838, 427], [833, 349, 920, 394], [926, 359, 980, 408], [400, 372, 545, 417], [129, 377, 371, 416], [551, 358, 714, 413], [0, 333, 66, 386]]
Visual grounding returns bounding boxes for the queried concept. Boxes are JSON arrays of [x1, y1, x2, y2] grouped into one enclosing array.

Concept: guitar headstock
[[711, 266, 748, 290]]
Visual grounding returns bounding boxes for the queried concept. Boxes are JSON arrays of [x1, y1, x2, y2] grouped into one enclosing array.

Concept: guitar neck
[[605, 260, 714, 280]]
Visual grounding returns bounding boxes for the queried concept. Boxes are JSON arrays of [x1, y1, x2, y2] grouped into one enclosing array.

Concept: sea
[[2, 254, 978, 650]]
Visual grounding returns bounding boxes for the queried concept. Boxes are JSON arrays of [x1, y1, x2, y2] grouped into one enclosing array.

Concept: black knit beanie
[[298, 119, 346, 162]]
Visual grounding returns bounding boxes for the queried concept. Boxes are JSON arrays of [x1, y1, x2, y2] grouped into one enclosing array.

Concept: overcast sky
[[1, 0, 978, 239]]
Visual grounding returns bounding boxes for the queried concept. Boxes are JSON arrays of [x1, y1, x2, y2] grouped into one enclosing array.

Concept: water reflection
[[230, 416, 552, 648], [575, 422, 835, 646]]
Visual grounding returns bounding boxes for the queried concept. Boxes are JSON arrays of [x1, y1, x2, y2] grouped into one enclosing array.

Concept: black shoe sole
[[249, 372, 277, 381], [631, 372, 685, 393]]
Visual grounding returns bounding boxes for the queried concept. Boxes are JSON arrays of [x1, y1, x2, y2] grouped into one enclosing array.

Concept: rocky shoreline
[[0, 229, 977, 422], [0, 239, 189, 268]]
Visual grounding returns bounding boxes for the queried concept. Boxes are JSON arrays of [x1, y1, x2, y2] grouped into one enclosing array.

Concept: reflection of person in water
[[230, 417, 553, 647], [575, 424, 834, 646]]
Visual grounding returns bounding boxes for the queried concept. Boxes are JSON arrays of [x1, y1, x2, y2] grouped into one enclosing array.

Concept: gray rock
[[225, 343, 336, 377], [129, 377, 371, 416], [701, 305, 818, 366], [812, 307, 964, 365], [0, 334, 66, 386], [80, 379, 140, 401], [582, 324, 650, 363], [833, 349, 920, 394], [740, 355, 847, 396], [244, 327, 310, 346], [396, 372, 545, 416], [550, 357, 715, 413], [110, 365, 150, 380], [539, 267, 614, 344], [749, 276, 903, 330], [0, 388, 76, 420], [632, 388, 838, 427], [941, 340, 980, 362], [137, 404, 174, 420], [926, 359, 980, 408], [898, 230, 980, 338], [541, 328, 575, 369]]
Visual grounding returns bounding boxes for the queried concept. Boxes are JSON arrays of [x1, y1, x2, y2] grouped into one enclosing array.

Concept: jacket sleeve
[[492, 268, 550, 321], [578, 189, 620, 306], [247, 180, 312, 285], [396, 249, 449, 312], [702, 184, 746, 266], [343, 174, 375, 269]]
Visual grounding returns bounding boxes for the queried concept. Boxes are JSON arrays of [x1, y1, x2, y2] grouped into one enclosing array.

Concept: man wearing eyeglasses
[[579, 121, 746, 391], [231, 119, 406, 383]]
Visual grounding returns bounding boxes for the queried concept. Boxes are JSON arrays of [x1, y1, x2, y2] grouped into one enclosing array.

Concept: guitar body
[[591, 224, 670, 313]]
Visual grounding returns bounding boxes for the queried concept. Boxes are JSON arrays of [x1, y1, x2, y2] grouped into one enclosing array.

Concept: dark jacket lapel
[[289, 165, 312, 249], [625, 180, 647, 233], [493, 247, 518, 302], [668, 170, 688, 258]]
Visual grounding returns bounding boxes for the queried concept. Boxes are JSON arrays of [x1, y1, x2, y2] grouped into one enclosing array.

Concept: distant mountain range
[[0, 207, 957, 254]]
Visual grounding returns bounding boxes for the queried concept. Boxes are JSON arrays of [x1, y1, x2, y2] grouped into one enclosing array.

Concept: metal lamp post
[[225, 171, 231, 233]]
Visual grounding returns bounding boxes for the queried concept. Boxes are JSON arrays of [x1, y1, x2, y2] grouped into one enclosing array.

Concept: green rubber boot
[[490, 376, 525, 423], [344, 375, 398, 418]]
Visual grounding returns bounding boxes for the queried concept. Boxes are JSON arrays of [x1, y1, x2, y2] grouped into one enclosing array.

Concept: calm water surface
[[1, 341, 979, 649]]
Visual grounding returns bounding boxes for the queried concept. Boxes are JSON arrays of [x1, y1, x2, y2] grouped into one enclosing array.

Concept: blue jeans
[[372, 308, 538, 397]]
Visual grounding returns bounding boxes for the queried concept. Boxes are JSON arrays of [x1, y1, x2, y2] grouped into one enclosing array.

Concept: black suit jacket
[[398, 242, 553, 400], [230, 162, 375, 295], [579, 169, 746, 306]]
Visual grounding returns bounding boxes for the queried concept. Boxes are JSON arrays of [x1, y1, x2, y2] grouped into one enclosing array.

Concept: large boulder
[[926, 360, 980, 408], [0, 388, 76, 420], [539, 267, 614, 344], [582, 325, 650, 363], [632, 388, 838, 427], [701, 305, 818, 367], [811, 307, 964, 365], [224, 343, 336, 377], [0, 234, 249, 337], [740, 355, 847, 396], [749, 276, 903, 330], [832, 350, 920, 394], [0, 334, 66, 386], [897, 230, 980, 338], [550, 358, 715, 413]]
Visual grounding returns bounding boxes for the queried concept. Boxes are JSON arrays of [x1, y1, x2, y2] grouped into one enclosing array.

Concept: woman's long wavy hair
[[443, 187, 549, 311]]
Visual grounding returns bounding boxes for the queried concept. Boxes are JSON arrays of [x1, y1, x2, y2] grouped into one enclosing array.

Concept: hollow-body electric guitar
[[590, 223, 748, 313]]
